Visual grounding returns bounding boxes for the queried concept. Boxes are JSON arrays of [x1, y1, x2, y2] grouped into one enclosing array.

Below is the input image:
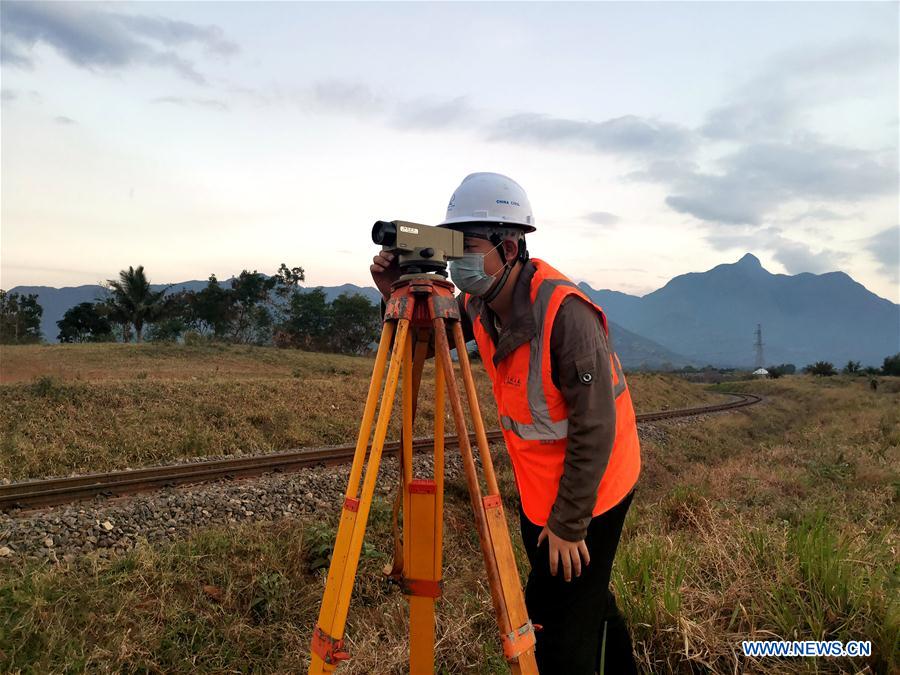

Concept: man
[[371, 172, 641, 674]]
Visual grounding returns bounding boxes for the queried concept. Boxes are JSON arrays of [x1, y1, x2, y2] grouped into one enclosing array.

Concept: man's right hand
[[371, 250, 401, 302]]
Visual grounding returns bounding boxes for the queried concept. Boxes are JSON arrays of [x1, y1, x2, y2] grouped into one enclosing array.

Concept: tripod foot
[[311, 625, 351, 667]]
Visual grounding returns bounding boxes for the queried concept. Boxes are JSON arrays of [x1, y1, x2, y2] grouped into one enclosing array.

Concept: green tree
[[278, 287, 332, 350], [145, 291, 191, 342], [767, 363, 796, 378], [0, 290, 43, 344], [272, 263, 306, 301], [103, 265, 170, 343], [178, 264, 304, 344], [228, 270, 279, 344], [186, 275, 234, 338], [804, 361, 837, 376], [842, 360, 862, 375], [329, 292, 380, 355], [101, 295, 132, 342], [227, 264, 306, 344], [882, 353, 900, 376], [56, 302, 114, 343]]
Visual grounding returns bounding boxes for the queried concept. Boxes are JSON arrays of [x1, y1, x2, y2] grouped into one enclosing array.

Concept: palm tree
[[104, 265, 170, 343]]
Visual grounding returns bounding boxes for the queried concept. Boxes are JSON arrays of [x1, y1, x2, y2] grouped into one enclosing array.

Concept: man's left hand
[[537, 526, 590, 582]]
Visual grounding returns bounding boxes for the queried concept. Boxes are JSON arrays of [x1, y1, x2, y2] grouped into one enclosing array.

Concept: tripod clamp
[[383, 274, 460, 325]]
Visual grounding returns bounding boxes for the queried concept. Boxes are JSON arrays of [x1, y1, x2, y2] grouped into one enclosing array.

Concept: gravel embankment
[[1, 420, 695, 563]]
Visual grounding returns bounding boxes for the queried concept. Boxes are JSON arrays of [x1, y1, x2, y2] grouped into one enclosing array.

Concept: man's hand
[[538, 526, 590, 582], [371, 250, 401, 302]]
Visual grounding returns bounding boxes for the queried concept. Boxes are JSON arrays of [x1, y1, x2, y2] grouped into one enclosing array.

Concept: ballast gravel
[[1, 420, 699, 563]]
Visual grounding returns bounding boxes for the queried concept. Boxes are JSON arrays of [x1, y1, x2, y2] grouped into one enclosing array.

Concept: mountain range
[[577, 253, 898, 368], [8, 253, 899, 369]]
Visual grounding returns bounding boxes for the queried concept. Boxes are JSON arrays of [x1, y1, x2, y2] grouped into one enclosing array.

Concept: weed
[[806, 450, 855, 483], [302, 519, 338, 573], [30, 375, 63, 399]]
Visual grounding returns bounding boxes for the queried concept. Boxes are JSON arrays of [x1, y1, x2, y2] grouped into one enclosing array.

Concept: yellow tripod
[[308, 273, 538, 674]]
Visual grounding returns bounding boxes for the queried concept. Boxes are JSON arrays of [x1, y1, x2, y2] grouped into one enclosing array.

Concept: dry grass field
[[1, 344, 897, 673], [0, 343, 721, 480]]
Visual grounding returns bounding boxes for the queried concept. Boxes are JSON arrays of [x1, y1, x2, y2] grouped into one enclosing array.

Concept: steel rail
[[1, 392, 761, 511]]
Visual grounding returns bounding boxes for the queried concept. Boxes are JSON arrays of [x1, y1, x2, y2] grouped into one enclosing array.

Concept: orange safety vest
[[463, 258, 641, 526]]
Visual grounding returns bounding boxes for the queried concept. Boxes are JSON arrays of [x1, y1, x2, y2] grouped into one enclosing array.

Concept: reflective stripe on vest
[[463, 258, 641, 525], [502, 277, 576, 441], [611, 351, 626, 398]]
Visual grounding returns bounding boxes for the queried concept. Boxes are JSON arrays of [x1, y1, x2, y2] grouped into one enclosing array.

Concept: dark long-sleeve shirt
[[379, 260, 617, 541]]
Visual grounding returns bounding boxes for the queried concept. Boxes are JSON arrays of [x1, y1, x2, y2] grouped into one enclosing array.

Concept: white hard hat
[[438, 172, 536, 233]]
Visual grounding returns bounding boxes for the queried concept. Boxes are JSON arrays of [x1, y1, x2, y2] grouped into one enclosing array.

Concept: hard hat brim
[[437, 217, 536, 234]]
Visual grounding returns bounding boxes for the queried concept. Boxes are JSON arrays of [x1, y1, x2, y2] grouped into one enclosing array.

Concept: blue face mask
[[449, 242, 508, 296]]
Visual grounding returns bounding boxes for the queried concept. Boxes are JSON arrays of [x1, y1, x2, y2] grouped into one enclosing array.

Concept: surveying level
[[307, 222, 537, 674], [371, 219, 465, 276]]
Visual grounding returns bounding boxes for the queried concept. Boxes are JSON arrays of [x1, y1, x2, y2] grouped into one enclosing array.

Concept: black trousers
[[519, 490, 638, 675]]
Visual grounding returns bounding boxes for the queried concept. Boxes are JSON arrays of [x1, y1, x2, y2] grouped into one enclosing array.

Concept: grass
[[0, 495, 511, 674], [0, 343, 721, 480], [1, 345, 896, 672], [0, 341, 372, 384], [608, 375, 899, 673]]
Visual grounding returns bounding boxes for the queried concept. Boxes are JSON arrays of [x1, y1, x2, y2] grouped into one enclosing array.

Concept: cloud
[[701, 38, 895, 141], [0, 1, 237, 84], [389, 95, 479, 131], [0, 88, 43, 105], [770, 237, 849, 275], [706, 225, 850, 274], [582, 211, 620, 226], [632, 135, 897, 226], [151, 96, 229, 112], [54, 115, 76, 124], [786, 207, 859, 223], [115, 13, 238, 57], [485, 113, 696, 158], [0, 40, 32, 67], [235, 78, 697, 162], [615, 37, 899, 235], [306, 80, 385, 114], [623, 158, 700, 183], [237, 80, 697, 162], [863, 226, 899, 282], [228, 79, 384, 113], [240, 80, 483, 131]]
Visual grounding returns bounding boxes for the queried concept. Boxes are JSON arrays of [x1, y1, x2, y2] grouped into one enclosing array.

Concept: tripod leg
[[311, 321, 394, 658], [433, 344, 445, 574], [452, 322, 500, 496], [453, 320, 536, 669], [309, 319, 411, 673], [406, 477, 439, 673], [455, 322, 538, 673], [435, 318, 539, 674], [405, 325, 447, 674], [402, 333, 414, 573], [349, 321, 396, 497], [386, 331, 431, 579], [431, 320, 516, 653]]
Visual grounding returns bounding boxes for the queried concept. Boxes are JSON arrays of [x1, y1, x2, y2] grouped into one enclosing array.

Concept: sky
[[1, 1, 898, 302]]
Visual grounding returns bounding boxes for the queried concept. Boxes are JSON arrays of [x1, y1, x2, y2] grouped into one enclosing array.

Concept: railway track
[[0, 392, 761, 512]]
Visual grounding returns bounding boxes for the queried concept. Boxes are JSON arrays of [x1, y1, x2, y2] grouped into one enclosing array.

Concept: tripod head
[[372, 220, 465, 278]]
